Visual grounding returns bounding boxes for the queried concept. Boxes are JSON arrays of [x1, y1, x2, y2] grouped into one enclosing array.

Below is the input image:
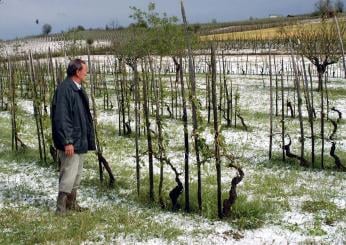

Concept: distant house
[[269, 14, 281, 18]]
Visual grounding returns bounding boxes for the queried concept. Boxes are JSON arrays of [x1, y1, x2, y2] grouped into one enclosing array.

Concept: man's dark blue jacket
[[51, 78, 96, 153]]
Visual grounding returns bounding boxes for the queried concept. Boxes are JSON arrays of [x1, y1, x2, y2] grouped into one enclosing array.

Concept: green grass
[[328, 87, 346, 100], [129, 167, 277, 230], [1, 115, 334, 233], [302, 199, 346, 226], [0, 116, 11, 145], [260, 149, 346, 172], [226, 195, 273, 230], [302, 199, 337, 213], [307, 220, 327, 236], [0, 205, 183, 244], [2, 184, 45, 200], [0, 148, 42, 164]]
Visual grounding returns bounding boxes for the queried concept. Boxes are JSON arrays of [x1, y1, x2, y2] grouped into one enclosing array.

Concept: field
[[0, 45, 345, 243], [200, 17, 346, 41], [1, 4, 346, 242]]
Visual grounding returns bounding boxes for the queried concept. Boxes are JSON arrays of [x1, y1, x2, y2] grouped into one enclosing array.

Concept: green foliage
[[42, 24, 52, 35], [118, 3, 189, 58], [197, 137, 213, 161]]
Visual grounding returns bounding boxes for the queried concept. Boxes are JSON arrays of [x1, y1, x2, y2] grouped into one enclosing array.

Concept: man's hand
[[64, 144, 74, 157]]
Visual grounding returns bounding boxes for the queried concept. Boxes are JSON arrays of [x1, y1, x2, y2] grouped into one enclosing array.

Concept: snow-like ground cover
[[0, 52, 345, 244], [1, 38, 111, 56], [0, 159, 345, 244], [2, 37, 346, 79]]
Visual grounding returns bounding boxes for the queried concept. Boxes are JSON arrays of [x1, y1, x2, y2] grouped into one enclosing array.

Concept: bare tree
[[292, 19, 345, 168], [334, 14, 346, 78], [315, 0, 333, 17], [292, 19, 345, 91]]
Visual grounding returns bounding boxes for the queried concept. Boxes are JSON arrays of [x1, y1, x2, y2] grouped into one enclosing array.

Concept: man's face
[[76, 63, 88, 82]]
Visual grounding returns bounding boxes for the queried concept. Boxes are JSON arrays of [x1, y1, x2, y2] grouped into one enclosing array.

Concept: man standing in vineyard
[[51, 58, 95, 215]]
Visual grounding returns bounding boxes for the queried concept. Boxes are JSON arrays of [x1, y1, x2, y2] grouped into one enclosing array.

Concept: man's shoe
[[56, 192, 68, 215], [66, 189, 88, 212]]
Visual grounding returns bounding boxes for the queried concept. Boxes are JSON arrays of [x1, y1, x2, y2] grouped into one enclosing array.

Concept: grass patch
[[301, 200, 338, 213], [328, 87, 346, 100], [302, 199, 346, 225], [131, 169, 277, 230], [0, 205, 183, 244], [1, 72, 345, 242], [307, 221, 327, 236], [226, 194, 274, 230], [0, 148, 41, 164], [1, 184, 50, 209], [2, 184, 45, 200], [260, 152, 346, 172]]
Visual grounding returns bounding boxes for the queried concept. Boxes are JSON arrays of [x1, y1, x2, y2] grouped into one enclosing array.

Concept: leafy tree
[[76, 25, 85, 31], [67, 25, 85, 33], [129, 2, 187, 56], [42, 24, 52, 35], [335, 0, 344, 13], [121, 3, 190, 204]]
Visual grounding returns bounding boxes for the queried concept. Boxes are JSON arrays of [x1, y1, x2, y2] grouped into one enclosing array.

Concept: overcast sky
[[0, 0, 345, 40]]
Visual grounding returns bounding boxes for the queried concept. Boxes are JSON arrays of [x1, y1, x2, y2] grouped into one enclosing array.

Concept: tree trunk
[[129, 60, 141, 197], [269, 45, 273, 160], [211, 43, 222, 219], [281, 59, 285, 162], [181, 0, 201, 212], [0, 73, 4, 110], [319, 71, 325, 169], [334, 15, 346, 79], [274, 55, 279, 117], [143, 57, 154, 202], [308, 65, 316, 119], [290, 47, 305, 166], [324, 73, 329, 120], [9, 57, 18, 151], [88, 48, 115, 187], [155, 63, 165, 208], [222, 52, 231, 127], [28, 51, 43, 162], [302, 57, 315, 167], [179, 56, 190, 212]]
